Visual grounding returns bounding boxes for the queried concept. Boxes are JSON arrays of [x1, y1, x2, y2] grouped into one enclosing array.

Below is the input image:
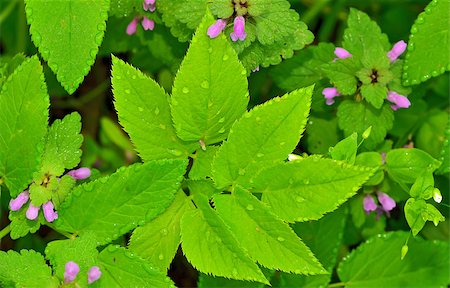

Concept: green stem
[[16, 0, 26, 53], [0, 224, 11, 241], [52, 80, 110, 109], [301, 0, 330, 25], [0, 0, 18, 24], [328, 282, 346, 288]]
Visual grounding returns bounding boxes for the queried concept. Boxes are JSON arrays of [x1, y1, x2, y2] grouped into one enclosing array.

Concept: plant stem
[[0, 0, 18, 24], [328, 282, 346, 288], [301, 0, 330, 25], [0, 224, 11, 241], [52, 79, 110, 109]]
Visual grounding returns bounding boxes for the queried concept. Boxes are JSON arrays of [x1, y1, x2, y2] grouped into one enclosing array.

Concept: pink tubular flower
[[88, 266, 102, 284], [387, 40, 407, 62], [26, 203, 40, 220], [322, 87, 340, 105], [9, 191, 30, 211], [377, 192, 396, 212], [363, 195, 377, 213], [334, 47, 352, 59], [68, 168, 91, 180], [387, 91, 411, 111], [141, 17, 155, 31], [42, 201, 58, 222], [126, 18, 139, 35], [143, 0, 156, 12], [64, 261, 80, 283], [230, 16, 247, 42], [207, 19, 227, 38]]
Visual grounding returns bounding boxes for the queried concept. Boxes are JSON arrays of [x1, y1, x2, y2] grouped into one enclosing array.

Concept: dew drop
[[218, 117, 225, 123], [97, 22, 106, 31], [222, 54, 229, 61], [238, 168, 246, 176], [95, 32, 104, 45], [201, 80, 209, 89], [246, 204, 254, 211], [295, 196, 304, 203], [158, 253, 164, 260], [168, 149, 182, 156], [138, 107, 144, 112], [33, 32, 42, 45], [218, 127, 226, 133], [154, 107, 160, 115], [125, 89, 130, 94], [256, 153, 264, 158], [161, 228, 168, 236], [277, 236, 285, 242], [182, 87, 189, 93], [241, 70, 246, 75]]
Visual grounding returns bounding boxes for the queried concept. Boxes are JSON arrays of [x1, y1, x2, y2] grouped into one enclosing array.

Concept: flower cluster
[[9, 168, 91, 223], [363, 192, 396, 217], [64, 261, 101, 284], [126, 0, 156, 35], [207, 16, 247, 42]]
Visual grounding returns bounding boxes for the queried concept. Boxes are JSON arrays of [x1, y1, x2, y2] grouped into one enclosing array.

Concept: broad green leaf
[[189, 146, 219, 180], [385, 148, 441, 184], [0, 250, 58, 288], [405, 198, 445, 236], [97, 245, 175, 287], [181, 193, 268, 284], [186, 179, 220, 198], [0, 56, 49, 197], [254, 157, 373, 222], [215, 187, 325, 274], [337, 232, 449, 287], [409, 172, 434, 199], [110, 0, 141, 17], [322, 58, 359, 95], [360, 83, 388, 109], [337, 100, 394, 150], [0, 54, 26, 91], [355, 152, 384, 186], [329, 132, 357, 164], [403, 0, 450, 86], [52, 174, 76, 208], [129, 191, 193, 272], [437, 122, 450, 175], [171, 11, 249, 144], [45, 233, 98, 285], [112, 56, 197, 161], [29, 179, 56, 206], [198, 274, 266, 288], [415, 110, 449, 159], [39, 112, 83, 177], [25, 0, 109, 94], [279, 206, 347, 288], [9, 209, 45, 240], [54, 160, 187, 245], [212, 86, 313, 189], [158, 0, 194, 42]]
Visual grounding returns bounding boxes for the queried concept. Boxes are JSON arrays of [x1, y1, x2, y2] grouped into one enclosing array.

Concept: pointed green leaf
[[338, 232, 449, 287], [25, 0, 109, 94], [322, 58, 359, 95], [212, 86, 313, 189], [181, 193, 268, 284], [97, 245, 175, 287], [189, 146, 219, 180], [254, 157, 373, 222], [112, 56, 197, 161], [360, 83, 388, 109], [129, 191, 193, 272], [0, 250, 59, 288], [54, 160, 187, 245], [171, 11, 249, 144], [403, 0, 450, 86], [329, 132, 358, 164], [215, 187, 325, 274], [0, 56, 49, 197], [405, 198, 445, 236], [9, 209, 45, 240], [354, 152, 384, 186]]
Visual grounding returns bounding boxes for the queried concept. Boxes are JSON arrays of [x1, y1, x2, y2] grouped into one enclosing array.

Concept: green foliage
[[322, 58, 359, 95], [9, 209, 45, 240], [0, 56, 49, 197], [405, 198, 444, 236], [329, 132, 358, 164], [403, 0, 450, 85], [437, 122, 450, 174], [189, 146, 219, 180], [25, 0, 109, 94], [338, 232, 449, 287], [355, 152, 384, 186]]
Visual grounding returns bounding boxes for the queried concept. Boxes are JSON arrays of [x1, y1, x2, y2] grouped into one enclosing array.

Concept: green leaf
[[189, 146, 219, 180], [39, 112, 83, 177], [112, 56, 197, 161], [25, 0, 109, 94], [355, 152, 384, 186], [385, 148, 441, 184], [409, 172, 434, 199], [215, 187, 325, 274], [100, 117, 134, 152], [437, 122, 450, 175], [198, 274, 266, 288], [0, 56, 49, 197], [0, 250, 58, 288], [129, 191, 193, 272], [181, 193, 268, 284], [97, 245, 175, 287], [45, 234, 99, 285], [54, 160, 187, 245], [322, 58, 359, 95], [329, 132, 358, 164], [212, 86, 313, 189], [360, 83, 388, 109], [9, 208, 45, 239], [415, 110, 449, 159], [305, 116, 340, 155], [171, 11, 249, 144], [254, 157, 373, 222], [405, 198, 445, 236], [158, 0, 194, 42], [337, 231, 449, 287], [110, 0, 141, 17], [337, 100, 394, 150], [186, 179, 220, 198], [403, 0, 450, 86]]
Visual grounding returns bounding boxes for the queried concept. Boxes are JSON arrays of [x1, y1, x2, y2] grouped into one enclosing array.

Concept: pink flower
[[334, 47, 352, 59], [322, 87, 341, 105], [230, 16, 247, 42], [143, 0, 156, 12], [377, 192, 396, 212], [64, 261, 80, 283], [363, 195, 377, 213], [387, 91, 411, 111], [9, 190, 30, 211], [387, 40, 407, 62], [26, 203, 40, 220], [126, 18, 139, 35], [141, 17, 155, 31], [42, 201, 58, 222], [88, 266, 102, 284], [67, 168, 91, 180], [207, 19, 227, 39]]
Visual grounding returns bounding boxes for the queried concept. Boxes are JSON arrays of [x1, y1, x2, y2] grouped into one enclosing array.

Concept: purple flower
[[377, 192, 396, 212], [141, 17, 155, 31], [363, 195, 377, 213], [9, 190, 30, 211], [143, 0, 156, 12], [64, 261, 80, 283], [230, 16, 247, 42], [68, 168, 91, 180], [26, 203, 40, 220], [387, 40, 407, 62], [387, 91, 411, 111], [207, 19, 227, 39], [322, 87, 340, 105], [126, 18, 138, 35], [334, 47, 352, 59], [88, 266, 102, 284], [42, 201, 58, 222]]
